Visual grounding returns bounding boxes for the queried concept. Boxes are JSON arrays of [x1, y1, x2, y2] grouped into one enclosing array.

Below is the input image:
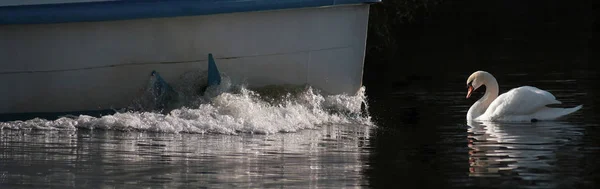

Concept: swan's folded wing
[[486, 86, 561, 116]]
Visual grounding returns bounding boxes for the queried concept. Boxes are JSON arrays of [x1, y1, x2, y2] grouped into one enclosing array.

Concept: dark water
[[2, 0, 599, 188], [365, 69, 598, 189]]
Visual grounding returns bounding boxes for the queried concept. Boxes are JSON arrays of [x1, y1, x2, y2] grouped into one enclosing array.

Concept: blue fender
[[207, 53, 221, 87]]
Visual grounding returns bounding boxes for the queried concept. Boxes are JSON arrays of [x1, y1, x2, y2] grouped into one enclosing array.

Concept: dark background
[[363, 0, 595, 94]]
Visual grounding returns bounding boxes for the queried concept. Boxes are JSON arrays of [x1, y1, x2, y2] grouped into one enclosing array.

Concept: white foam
[[0, 78, 373, 134]]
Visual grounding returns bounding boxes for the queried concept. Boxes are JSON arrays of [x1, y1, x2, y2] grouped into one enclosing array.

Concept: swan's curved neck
[[467, 75, 499, 120], [481, 78, 499, 104]]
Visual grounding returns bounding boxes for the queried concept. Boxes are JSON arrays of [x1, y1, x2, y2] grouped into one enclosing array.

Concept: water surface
[[1, 124, 371, 188], [2, 68, 597, 189]]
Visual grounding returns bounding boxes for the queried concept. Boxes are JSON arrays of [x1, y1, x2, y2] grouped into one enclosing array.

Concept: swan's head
[[466, 71, 491, 98]]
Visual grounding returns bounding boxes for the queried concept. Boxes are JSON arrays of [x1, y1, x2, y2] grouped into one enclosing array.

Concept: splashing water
[[0, 74, 373, 135]]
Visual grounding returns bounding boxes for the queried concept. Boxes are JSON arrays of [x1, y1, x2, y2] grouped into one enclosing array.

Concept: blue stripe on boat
[[0, 0, 380, 25]]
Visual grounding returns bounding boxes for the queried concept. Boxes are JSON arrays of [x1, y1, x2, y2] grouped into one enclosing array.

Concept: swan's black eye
[[467, 81, 473, 88]]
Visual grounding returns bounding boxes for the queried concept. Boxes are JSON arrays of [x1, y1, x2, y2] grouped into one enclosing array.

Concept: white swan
[[466, 71, 582, 122]]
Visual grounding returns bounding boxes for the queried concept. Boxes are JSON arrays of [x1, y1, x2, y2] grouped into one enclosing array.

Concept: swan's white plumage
[[466, 71, 582, 122], [487, 86, 559, 116]]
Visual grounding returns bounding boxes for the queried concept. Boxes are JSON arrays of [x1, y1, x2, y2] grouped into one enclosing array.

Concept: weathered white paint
[[0, 4, 370, 114]]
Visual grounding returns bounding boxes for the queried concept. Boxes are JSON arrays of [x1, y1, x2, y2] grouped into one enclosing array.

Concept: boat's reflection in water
[[0, 124, 372, 188], [466, 119, 584, 181]]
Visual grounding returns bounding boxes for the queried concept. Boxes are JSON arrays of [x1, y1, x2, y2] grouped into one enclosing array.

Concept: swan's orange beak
[[466, 85, 474, 99]]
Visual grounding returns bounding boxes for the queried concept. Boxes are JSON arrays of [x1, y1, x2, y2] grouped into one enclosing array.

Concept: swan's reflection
[[467, 120, 583, 179]]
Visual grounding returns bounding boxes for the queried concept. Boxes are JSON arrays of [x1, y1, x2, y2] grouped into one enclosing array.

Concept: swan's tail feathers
[[534, 105, 583, 120]]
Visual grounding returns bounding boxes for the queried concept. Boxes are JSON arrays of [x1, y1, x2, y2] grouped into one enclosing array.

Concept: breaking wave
[[0, 74, 373, 134]]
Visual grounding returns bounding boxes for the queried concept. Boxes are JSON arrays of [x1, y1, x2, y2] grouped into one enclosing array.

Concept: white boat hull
[[0, 4, 370, 114]]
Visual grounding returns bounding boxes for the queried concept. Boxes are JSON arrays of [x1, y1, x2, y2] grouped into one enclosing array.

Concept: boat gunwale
[[0, 0, 381, 25]]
